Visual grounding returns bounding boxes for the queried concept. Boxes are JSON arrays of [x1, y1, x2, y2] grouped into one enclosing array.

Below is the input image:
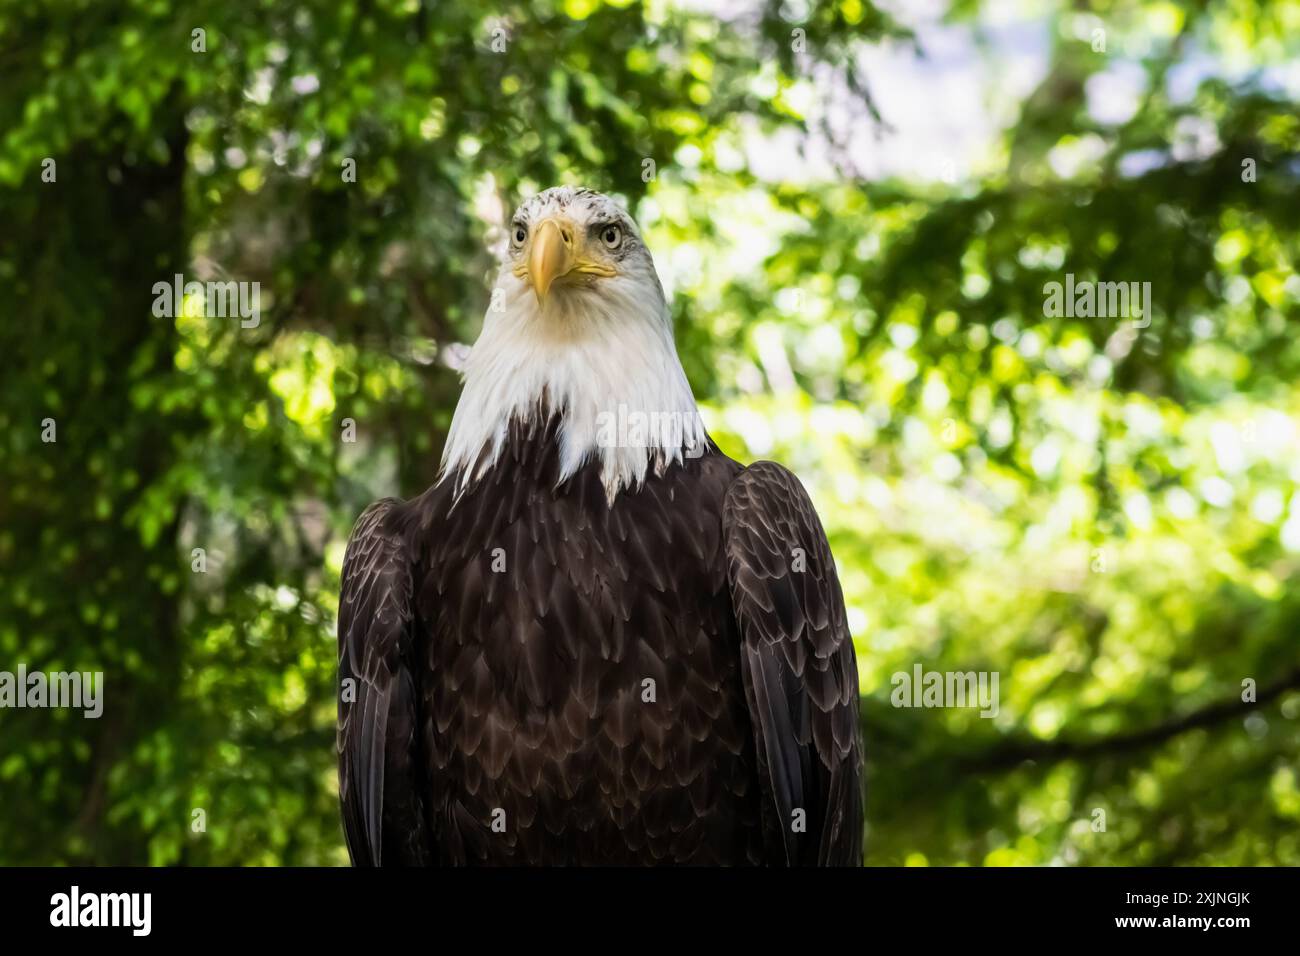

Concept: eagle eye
[[599, 224, 622, 250], [511, 223, 527, 246]]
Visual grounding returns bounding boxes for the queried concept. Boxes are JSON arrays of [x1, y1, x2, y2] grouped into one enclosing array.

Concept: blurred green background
[[2, 0, 1298, 865]]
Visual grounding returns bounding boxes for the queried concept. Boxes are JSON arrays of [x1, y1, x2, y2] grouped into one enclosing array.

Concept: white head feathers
[[439, 187, 706, 502]]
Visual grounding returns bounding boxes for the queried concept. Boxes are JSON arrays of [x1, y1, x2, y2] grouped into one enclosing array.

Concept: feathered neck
[[439, 277, 705, 503]]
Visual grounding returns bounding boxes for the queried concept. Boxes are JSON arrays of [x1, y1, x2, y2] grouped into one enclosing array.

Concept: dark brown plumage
[[337, 409, 863, 865]]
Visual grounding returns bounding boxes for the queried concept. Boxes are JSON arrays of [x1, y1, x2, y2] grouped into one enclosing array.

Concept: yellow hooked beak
[[529, 219, 570, 304], [517, 216, 616, 305]]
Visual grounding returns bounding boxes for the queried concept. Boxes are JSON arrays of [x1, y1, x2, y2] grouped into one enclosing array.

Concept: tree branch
[[959, 665, 1300, 773]]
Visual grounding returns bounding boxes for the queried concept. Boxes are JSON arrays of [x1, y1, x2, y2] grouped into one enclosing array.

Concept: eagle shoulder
[[721, 460, 864, 865], [337, 498, 429, 865]]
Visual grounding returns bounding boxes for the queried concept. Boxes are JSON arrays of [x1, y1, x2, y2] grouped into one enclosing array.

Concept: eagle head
[[502, 186, 664, 315], [440, 186, 704, 502]]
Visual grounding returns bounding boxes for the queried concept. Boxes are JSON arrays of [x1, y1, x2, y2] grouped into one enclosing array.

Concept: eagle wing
[[337, 498, 429, 865], [722, 461, 864, 865]]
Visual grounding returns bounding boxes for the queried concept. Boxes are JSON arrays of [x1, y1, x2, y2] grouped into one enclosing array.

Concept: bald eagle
[[337, 187, 862, 865]]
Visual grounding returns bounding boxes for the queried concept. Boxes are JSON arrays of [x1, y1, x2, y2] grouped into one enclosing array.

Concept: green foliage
[[0, 0, 1296, 865]]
